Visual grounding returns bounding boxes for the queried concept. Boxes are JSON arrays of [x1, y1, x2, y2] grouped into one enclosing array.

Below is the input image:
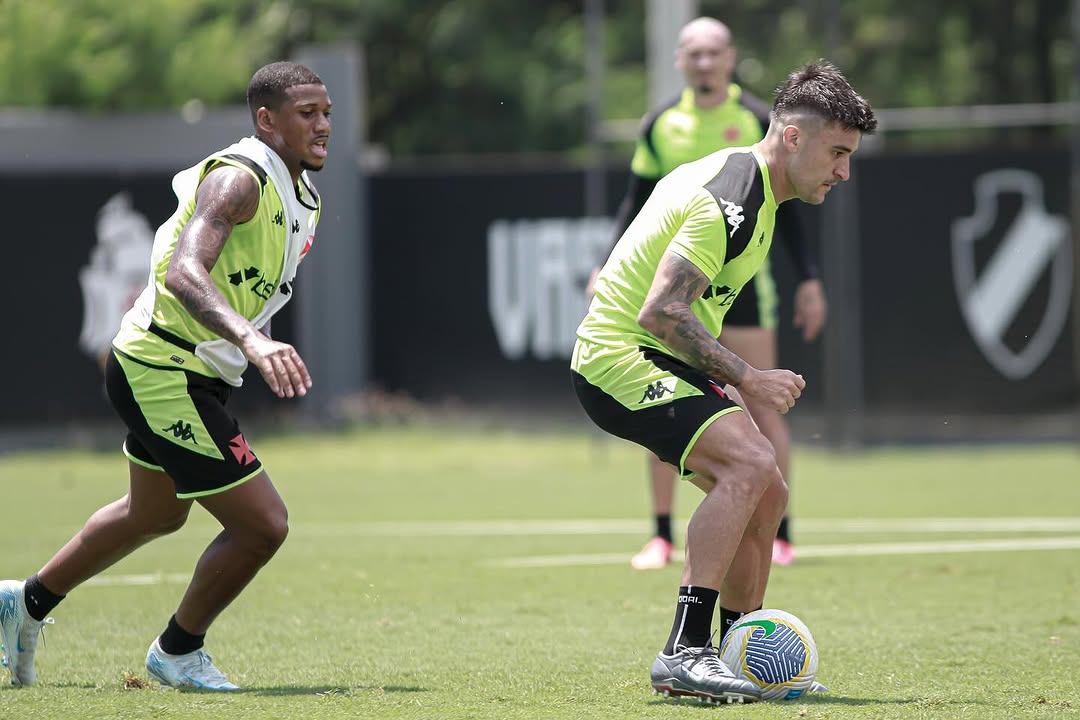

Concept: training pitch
[[0, 426, 1077, 719]]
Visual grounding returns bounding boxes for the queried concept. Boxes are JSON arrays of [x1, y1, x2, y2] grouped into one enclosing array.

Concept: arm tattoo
[[640, 253, 749, 386], [166, 166, 261, 346]]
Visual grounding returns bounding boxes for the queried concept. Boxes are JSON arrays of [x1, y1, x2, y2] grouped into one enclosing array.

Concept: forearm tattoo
[[167, 168, 260, 346], [644, 254, 749, 386]]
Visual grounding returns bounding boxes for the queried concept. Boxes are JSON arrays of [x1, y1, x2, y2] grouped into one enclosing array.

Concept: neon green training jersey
[[572, 145, 778, 407], [631, 85, 766, 179]]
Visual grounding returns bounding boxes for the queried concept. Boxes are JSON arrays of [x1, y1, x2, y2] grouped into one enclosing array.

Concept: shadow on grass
[[1, 682, 103, 690], [238, 684, 428, 697], [647, 695, 989, 709], [0, 683, 429, 696]]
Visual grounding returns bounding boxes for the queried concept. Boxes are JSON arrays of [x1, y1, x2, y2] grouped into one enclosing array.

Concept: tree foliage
[[0, 0, 289, 110], [0, 0, 1072, 154]]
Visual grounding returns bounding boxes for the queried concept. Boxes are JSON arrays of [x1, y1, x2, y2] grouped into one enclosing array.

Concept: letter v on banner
[[950, 169, 1072, 380]]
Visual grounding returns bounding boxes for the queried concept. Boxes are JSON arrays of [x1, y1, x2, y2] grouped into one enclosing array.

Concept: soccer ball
[[718, 608, 819, 701]]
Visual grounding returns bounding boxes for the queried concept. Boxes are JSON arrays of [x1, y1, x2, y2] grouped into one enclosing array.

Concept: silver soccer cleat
[[650, 644, 760, 704]]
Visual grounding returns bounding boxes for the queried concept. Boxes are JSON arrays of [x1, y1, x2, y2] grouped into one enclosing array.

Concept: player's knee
[[153, 509, 191, 537], [250, 509, 290, 559], [694, 441, 775, 497], [740, 437, 779, 488], [759, 469, 788, 524]]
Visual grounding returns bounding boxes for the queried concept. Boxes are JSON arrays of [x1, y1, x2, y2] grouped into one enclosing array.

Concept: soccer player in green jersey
[[591, 17, 825, 571], [0, 62, 331, 691], [572, 61, 875, 704]]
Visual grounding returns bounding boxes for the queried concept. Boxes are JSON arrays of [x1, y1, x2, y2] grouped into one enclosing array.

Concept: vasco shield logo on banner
[[951, 169, 1071, 380]]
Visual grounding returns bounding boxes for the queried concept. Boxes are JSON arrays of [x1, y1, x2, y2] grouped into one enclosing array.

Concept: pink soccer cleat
[[772, 538, 795, 566], [631, 537, 675, 570]]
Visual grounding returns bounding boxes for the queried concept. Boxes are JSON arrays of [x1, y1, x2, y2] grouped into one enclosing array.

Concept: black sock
[[777, 516, 791, 543], [158, 615, 205, 656], [663, 585, 719, 654], [655, 514, 673, 544], [719, 605, 763, 644], [24, 574, 64, 622]]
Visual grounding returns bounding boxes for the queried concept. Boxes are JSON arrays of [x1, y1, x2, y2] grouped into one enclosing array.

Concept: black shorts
[[105, 350, 263, 498], [571, 348, 743, 476], [724, 257, 779, 329]]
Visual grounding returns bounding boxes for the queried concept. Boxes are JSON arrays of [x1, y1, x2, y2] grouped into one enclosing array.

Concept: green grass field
[[0, 426, 1078, 719]]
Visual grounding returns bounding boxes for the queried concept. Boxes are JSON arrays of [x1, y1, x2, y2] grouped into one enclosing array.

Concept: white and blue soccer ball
[[718, 608, 819, 701]]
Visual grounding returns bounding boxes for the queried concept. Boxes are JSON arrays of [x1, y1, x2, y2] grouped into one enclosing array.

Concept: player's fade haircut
[[771, 61, 876, 134], [246, 61, 324, 124]]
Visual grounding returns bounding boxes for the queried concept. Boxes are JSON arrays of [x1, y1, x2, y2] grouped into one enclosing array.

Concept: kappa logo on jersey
[[291, 219, 300, 233], [227, 265, 277, 300], [162, 420, 198, 444], [639, 378, 677, 404], [228, 433, 257, 465], [273, 210, 284, 226], [716, 197, 745, 234]]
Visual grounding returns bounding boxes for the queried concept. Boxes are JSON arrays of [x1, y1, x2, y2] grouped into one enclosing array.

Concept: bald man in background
[[589, 17, 826, 570]]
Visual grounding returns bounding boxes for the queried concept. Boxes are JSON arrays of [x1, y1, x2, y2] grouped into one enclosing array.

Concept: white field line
[[74, 519, 1080, 586], [292, 517, 1080, 537], [83, 573, 190, 587], [485, 536, 1080, 569]]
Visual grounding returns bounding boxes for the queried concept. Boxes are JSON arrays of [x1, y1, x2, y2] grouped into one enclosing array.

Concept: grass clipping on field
[[123, 672, 151, 690]]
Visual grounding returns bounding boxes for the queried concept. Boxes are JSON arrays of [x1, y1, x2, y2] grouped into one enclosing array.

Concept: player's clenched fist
[[738, 368, 805, 414]]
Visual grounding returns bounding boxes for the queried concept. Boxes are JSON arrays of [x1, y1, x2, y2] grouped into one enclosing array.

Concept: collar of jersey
[[677, 83, 742, 116], [751, 144, 777, 208]]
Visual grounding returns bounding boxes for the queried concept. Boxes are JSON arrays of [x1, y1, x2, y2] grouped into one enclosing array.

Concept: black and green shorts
[[105, 350, 263, 499], [571, 346, 743, 477]]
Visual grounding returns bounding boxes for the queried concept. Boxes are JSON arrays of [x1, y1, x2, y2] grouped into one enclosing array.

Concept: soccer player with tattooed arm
[[571, 61, 875, 704], [1, 61, 331, 691]]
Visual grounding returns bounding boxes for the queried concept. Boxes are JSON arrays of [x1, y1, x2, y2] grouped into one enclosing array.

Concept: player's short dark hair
[[772, 61, 877, 133], [246, 61, 324, 124]]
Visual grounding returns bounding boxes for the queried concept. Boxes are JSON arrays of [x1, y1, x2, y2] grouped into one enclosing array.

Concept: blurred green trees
[[0, 0, 1071, 155], [0, 0, 290, 110]]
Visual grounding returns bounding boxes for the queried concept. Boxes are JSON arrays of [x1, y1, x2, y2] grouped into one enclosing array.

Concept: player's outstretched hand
[[244, 335, 312, 399], [739, 368, 805, 414], [793, 278, 827, 342]]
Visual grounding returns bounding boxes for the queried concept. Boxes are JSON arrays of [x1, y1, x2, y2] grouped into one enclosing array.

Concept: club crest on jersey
[[950, 169, 1071, 380], [639, 377, 677, 404]]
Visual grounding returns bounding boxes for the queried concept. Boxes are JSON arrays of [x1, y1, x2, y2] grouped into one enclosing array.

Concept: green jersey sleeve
[[666, 189, 728, 280]]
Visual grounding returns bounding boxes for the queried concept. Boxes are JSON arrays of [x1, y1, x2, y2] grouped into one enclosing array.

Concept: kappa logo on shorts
[[639, 378, 677, 404], [228, 433, 257, 466], [162, 420, 198, 444]]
